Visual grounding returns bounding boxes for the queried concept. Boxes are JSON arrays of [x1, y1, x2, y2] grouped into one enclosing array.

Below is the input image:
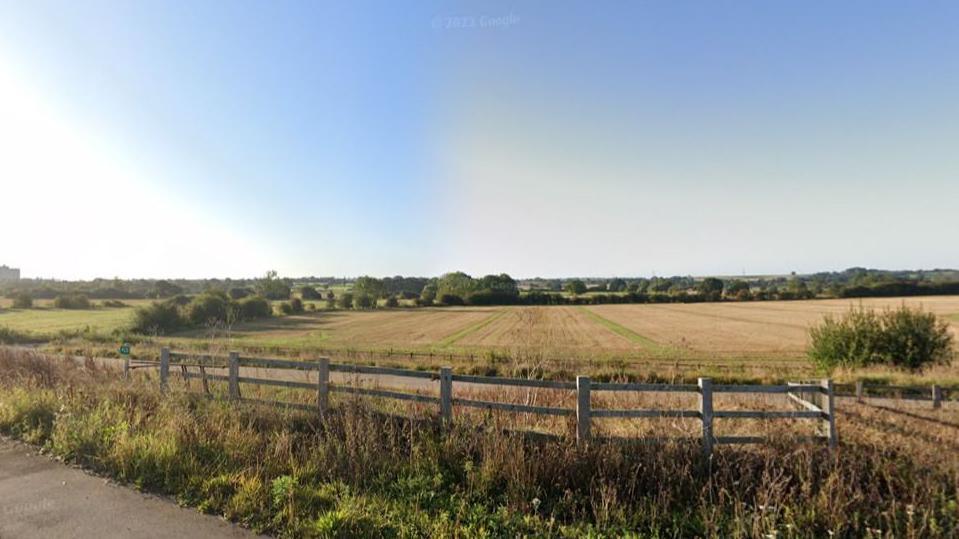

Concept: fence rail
[[149, 348, 840, 455], [837, 381, 950, 409]]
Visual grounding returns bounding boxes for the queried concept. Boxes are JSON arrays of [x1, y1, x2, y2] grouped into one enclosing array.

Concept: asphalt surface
[[0, 437, 260, 539]]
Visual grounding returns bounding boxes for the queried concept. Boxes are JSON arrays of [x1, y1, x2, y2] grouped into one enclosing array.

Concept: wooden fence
[[837, 381, 950, 409], [144, 348, 837, 456]]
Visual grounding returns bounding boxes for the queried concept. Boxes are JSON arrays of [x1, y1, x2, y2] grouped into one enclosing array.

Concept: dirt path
[[0, 437, 260, 539]]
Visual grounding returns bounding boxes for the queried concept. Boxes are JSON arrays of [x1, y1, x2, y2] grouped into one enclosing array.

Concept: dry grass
[[1, 348, 958, 536]]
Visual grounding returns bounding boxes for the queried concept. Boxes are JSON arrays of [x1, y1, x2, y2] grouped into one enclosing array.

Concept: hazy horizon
[[2, 1, 958, 280]]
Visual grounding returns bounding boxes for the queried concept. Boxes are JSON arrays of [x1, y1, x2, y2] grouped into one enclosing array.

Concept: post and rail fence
[[141, 348, 840, 456]]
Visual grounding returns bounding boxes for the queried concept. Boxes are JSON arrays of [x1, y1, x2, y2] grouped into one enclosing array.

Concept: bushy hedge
[[53, 294, 92, 310], [131, 292, 273, 335], [12, 292, 32, 309], [131, 301, 188, 335], [808, 306, 954, 371]]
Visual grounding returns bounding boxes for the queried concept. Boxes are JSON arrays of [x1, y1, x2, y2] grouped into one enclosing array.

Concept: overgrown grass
[[1, 348, 957, 537]]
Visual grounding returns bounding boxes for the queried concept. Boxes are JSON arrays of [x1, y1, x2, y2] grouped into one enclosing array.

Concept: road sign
[[119, 343, 130, 356]]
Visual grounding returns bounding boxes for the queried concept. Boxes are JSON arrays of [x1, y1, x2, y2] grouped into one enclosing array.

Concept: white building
[[0, 265, 20, 281]]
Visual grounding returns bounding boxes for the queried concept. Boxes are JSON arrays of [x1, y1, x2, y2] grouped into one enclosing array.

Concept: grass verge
[[1, 348, 958, 537]]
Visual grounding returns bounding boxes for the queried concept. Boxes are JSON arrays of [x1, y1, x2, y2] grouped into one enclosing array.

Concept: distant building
[[0, 265, 20, 281]]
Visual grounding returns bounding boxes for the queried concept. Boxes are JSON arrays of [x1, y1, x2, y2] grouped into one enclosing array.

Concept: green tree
[[698, 278, 724, 301], [12, 292, 32, 309], [608, 278, 627, 292], [564, 280, 587, 296], [255, 271, 291, 300], [336, 292, 354, 309], [299, 286, 322, 300], [419, 282, 437, 306], [354, 276, 385, 302]]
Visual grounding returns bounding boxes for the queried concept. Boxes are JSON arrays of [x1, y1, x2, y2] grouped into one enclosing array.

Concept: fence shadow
[[864, 402, 959, 430]]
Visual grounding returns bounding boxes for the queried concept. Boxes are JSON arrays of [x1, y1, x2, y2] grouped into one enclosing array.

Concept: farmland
[[6, 294, 958, 384]]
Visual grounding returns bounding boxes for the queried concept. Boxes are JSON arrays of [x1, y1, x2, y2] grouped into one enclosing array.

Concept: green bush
[[238, 296, 272, 320], [438, 294, 464, 306], [186, 291, 232, 326], [299, 286, 322, 300], [352, 294, 374, 310], [12, 292, 32, 309], [385, 296, 399, 308], [808, 305, 954, 372], [131, 301, 186, 335], [336, 293, 354, 310], [278, 298, 304, 315], [54, 294, 92, 309]]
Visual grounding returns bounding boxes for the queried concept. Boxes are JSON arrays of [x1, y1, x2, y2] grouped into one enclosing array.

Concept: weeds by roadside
[[0, 348, 957, 537]]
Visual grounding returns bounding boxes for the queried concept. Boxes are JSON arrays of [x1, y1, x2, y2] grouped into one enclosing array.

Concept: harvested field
[[451, 306, 642, 353], [586, 296, 959, 359], [215, 307, 501, 350]]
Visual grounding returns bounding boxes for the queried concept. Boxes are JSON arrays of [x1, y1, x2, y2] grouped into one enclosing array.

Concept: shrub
[[54, 294, 92, 309], [336, 293, 353, 310], [186, 291, 232, 326], [12, 292, 32, 309], [438, 294, 464, 306], [279, 298, 304, 315], [808, 305, 953, 372], [131, 301, 186, 335], [385, 296, 399, 308], [299, 286, 322, 300], [237, 296, 272, 321], [100, 300, 128, 308], [352, 294, 374, 310], [229, 287, 252, 300]]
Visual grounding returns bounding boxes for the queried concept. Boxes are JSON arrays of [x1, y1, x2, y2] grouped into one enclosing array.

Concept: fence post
[[698, 378, 713, 458], [317, 357, 330, 415], [932, 385, 942, 410], [440, 367, 453, 425], [123, 356, 130, 380], [855, 380, 864, 403], [576, 376, 591, 442], [159, 347, 170, 391], [228, 352, 240, 400], [822, 379, 837, 449]]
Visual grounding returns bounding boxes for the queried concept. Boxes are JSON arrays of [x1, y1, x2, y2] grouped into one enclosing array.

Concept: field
[[5, 295, 959, 383]]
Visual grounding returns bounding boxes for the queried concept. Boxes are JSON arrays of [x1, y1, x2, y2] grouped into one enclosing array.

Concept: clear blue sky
[[1, 1, 957, 279]]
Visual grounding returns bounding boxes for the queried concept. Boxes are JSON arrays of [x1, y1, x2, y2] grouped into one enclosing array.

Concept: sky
[[0, 1, 957, 280]]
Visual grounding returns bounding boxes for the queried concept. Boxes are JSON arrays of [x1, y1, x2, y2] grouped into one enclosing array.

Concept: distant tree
[[354, 276, 385, 301], [420, 282, 438, 306], [439, 294, 465, 306], [228, 287, 252, 300], [564, 280, 587, 296], [299, 286, 322, 300], [353, 294, 374, 310], [608, 278, 627, 292], [255, 270, 291, 300], [698, 278, 725, 301], [12, 292, 32, 309], [437, 272, 474, 299], [724, 280, 750, 299], [54, 294, 92, 309], [152, 280, 183, 298], [336, 292, 353, 309], [385, 295, 400, 308]]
